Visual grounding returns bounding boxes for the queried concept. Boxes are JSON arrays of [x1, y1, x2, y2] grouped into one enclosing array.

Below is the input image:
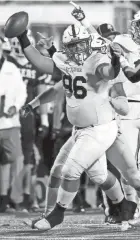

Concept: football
[[4, 11, 29, 38]]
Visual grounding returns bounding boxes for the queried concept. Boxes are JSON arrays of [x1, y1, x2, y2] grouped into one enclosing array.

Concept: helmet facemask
[[62, 24, 92, 65], [64, 37, 92, 65], [129, 20, 140, 45], [129, 11, 140, 45]]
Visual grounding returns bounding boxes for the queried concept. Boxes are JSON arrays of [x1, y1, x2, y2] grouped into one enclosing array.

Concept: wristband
[[17, 30, 31, 50]]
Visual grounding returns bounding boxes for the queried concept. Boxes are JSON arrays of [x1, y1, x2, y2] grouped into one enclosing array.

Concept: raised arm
[[70, 1, 97, 35], [17, 31, 55, 74]]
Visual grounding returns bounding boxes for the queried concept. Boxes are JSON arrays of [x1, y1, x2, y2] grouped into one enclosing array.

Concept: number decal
[[63, 75, 87, 99], [63, 75, 72, 94]]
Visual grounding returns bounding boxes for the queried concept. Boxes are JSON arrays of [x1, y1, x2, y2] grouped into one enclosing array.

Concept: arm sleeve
[[109, 82, 129, 116], [109, 96, 129, 116], [24, 45, 55, 74]]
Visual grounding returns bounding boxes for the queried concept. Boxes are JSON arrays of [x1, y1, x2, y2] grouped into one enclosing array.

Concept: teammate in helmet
[[71, 4, 140, 226]]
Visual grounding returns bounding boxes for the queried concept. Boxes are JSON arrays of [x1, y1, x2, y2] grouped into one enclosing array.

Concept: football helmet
[[129, 11, 140, 45], [62, 24, 92, 65], [10, 29, 35, 58]]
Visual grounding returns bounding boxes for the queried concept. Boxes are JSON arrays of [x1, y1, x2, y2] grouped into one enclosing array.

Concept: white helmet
[[62, 24, 92, 65], [10, 29, 35, 58], [129, 11, 140, 45]]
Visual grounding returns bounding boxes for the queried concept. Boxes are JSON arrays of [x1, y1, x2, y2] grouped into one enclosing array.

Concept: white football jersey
[[113, 34, 140, 119], [53, 51, 115, 127]]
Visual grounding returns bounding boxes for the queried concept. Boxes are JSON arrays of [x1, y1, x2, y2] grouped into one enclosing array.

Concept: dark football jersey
[[8, 55, 47, 103]]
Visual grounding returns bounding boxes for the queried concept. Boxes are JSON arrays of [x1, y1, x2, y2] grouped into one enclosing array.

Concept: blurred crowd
[[0, 30, 99, 214]]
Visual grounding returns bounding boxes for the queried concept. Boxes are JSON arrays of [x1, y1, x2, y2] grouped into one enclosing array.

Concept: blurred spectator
[[0, 37, 26, 212], [9, 31, 49, 212]]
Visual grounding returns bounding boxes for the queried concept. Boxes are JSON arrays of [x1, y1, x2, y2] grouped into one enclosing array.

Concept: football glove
[[20, 104, 33, 118], [71, 7, 85, 21]]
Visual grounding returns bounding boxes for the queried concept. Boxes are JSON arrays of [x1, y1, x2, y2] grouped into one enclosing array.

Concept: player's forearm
[[81, 18, 97, 34], [123, 67, 140, 83], [29, 87, 57, 109], [29, 81, 63, 109], [120, 56, 140, 83], [109, 96, 129, 116], [18, 31, 54, 74], [24, 46, 54, 74]]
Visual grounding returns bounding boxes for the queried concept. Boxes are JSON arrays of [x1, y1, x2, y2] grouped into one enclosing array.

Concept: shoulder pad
[[113, 34, 138, 52]]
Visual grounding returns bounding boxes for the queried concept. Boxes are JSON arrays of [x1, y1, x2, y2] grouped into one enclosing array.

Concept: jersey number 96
[[63, 75, 87, 99]]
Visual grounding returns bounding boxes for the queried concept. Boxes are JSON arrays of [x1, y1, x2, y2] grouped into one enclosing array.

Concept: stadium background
[[0, 0, 139, 209]]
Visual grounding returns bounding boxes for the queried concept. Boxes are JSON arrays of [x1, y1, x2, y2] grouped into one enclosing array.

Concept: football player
[[14, 9, 140, 231], [9, 30, 49, 212], [71, 4, 140, 223], [12, 19, 137, 230]]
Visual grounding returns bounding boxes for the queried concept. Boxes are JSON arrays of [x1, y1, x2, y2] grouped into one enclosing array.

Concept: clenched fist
[[71, 8, 85, 21]]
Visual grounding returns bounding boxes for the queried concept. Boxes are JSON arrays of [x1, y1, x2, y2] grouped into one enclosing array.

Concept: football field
[[0, 209, 140, 240]]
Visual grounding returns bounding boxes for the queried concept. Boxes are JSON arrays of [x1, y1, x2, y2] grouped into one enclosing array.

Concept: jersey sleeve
[[92, 52, 111, 75], [113, 34, 138, 52], [53, 52, 67, 73], [52, 51, 68, 82], [52, 62, 62, 83]]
